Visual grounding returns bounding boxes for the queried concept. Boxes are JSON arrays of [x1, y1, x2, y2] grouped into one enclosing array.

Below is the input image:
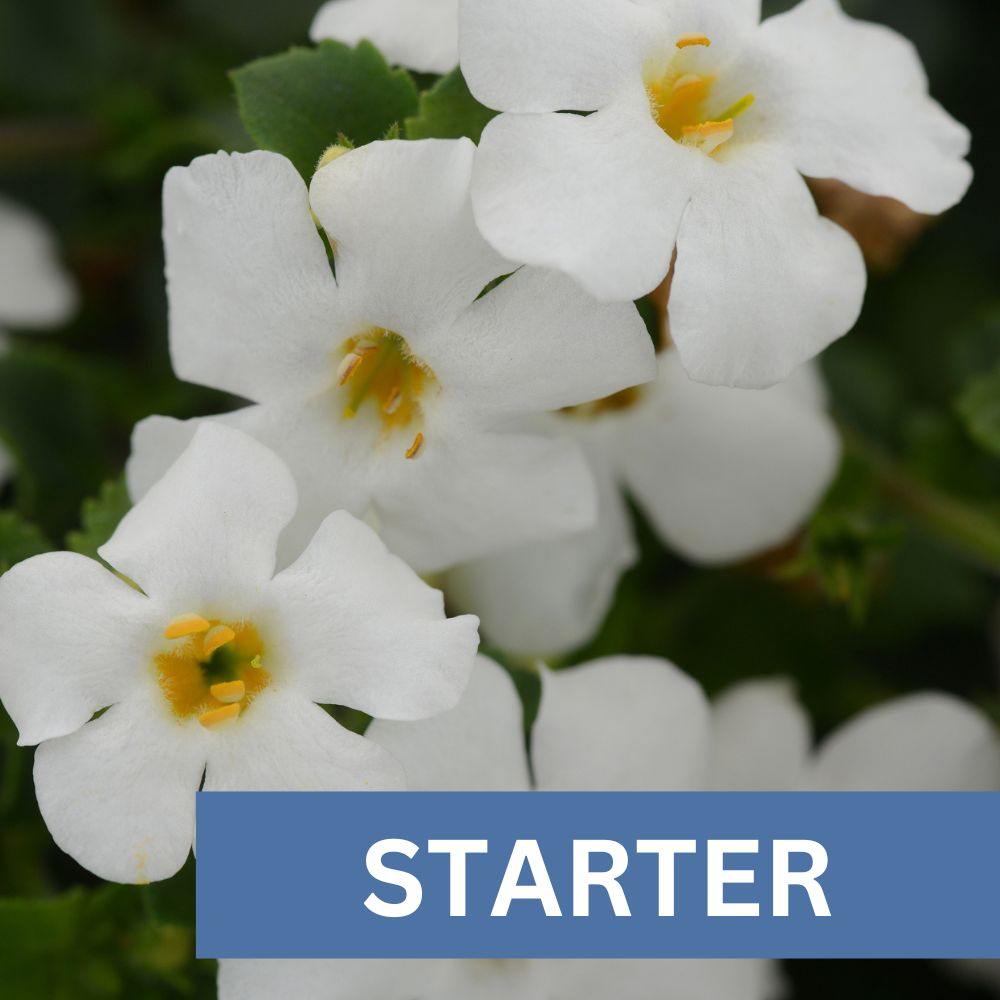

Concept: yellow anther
[[337, 352, 364, 385], [198, 703, 241, 729], [672, 73, 705, 96], [203, 625, 237, 657], [383, 385, 402, 415], [676, 33, 711, 48], [316, 143, 351, 172], [210, 680, 246, 704], [404, 431, 424, 459], [682, 118, 735, 154], [164, 614, 211, 640]]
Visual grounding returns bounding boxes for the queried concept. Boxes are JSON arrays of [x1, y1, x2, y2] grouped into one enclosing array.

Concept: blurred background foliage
[[1, 0, 999, 996]]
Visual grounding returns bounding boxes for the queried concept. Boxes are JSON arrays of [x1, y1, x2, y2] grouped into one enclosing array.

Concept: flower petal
[[433, 267, 655, 419], [264, 510, 479, 720], [367, 655, 531, 790], [219, 959, 434, 1000], [309, 139, 509, 341], [812, 693, 1000, 791], [619, 354, 840, 563], [33, 685, 209, 883], [471, 97, 693, 302], [105, 423, 297, 608], [203, 687, 404, 792], [670, 145, 867, 387], [532, 657, 711, 791], [0, 552, 156, 746], [709, 679, 813, 791], [163, 150, 340, 403], [753, 0, 971, 214], [312, 0, 459, 73]]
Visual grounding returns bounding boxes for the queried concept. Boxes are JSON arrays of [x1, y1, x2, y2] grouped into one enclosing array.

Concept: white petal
[[367, 655, 531, 790], [0, 552, 157, 746], [459, 0, 654, 112], [619, 353, 840, 563], [203, 686, 404, 792], [754, 0, 972, 214], [374, 431, 598, 574], [312, 0, 459, 73], [670, 145, 867, 387], [709, 679, 812, 791], [812, 693, 1000, 791], [33, 685, 209, 883], [444, 459, 636, 658], [471, 97, 694, 302], [531, 657, 711, 791], [309, 139, 509, 341], [0, 194, 76, 329], [264, 510, 479, 720], [219, 959, 435, 1000], [163, 150, 340, 403], [434, 267, 655, 418], [104, 423, 296, 608]]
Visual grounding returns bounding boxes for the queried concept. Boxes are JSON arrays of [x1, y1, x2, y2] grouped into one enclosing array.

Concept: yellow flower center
[[646, 34, 755, 155], [156, 614, 269, 728], [335, 328, 438, 460]]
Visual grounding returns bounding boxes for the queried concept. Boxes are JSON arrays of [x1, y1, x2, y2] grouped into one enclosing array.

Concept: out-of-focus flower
[[218, 655, 786, 1000], [128, 140, 654, 573], [311, 0, 458, 74], [0, 424, 479, 883], [463, 0, 971, 387], [445, 352, 840, 657]]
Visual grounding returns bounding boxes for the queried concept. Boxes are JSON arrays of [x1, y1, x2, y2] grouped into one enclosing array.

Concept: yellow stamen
[[716, 93, 756, 122], [250, 654, 263, 669], [682, 118, 734, 154], [203, 625, 237, 657], [337, 352, 364, 385], [210, 680, 246, 704], [199, 703, 241, 729], [383, 385, 402, 415], [164, 614, 211, 640], [676, 33, 711, 48], [404, 432, 424, 460]]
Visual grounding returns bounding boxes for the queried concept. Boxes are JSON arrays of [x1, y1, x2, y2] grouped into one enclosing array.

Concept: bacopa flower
[[219, 655, 785, 1000], [128, 139, 654, 573], [462, 0, 972, 387], [311, 0, 458, 74], [0, 424, 479, 884], [445, 352, 839, 657]]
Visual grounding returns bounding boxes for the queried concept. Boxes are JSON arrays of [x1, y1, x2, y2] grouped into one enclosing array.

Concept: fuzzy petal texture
[[532, 657, 711, 791], [104, 423, 297, 609], [709, 679, 813, 791], [620, 354, 840, 563], [367, 655, 531, 791], [163, 150, 339, 403], [0, 552, 158, 746], [312, 0, 458, 73], [264, 510, 478, 720], [33, 686, 209, 883], [445, 458, 636, 658], [472, 97, 693, 302], [670, 145, 866, 387], [753, 0, 972, 214], [812, 693, 1000, 791], [203, 687, 404, 793]]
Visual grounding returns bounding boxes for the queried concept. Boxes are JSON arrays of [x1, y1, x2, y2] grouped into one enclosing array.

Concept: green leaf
[[0, 512, 51, 574], [405, 67, 497, 142], [957, 361, 1000, 457], [231, 40, 418, 178], [66, 477, 131, 561]]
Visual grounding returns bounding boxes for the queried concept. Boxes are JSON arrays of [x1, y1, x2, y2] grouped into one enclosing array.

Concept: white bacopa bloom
[[0, 423, 479, 884], [462, 0, 972, 387], [218, 655, 786, 1000], [311, 0, 458, 74], [128, 139, 654, 573], [445, 352, 839, 657]]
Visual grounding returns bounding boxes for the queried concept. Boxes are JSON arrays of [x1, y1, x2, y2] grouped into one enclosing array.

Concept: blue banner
[[196, 792, 1000, 959]]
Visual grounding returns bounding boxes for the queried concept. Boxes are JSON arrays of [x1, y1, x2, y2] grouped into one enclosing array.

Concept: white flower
[[445, 352, 839, 657], [311, 0, 458, 74], [218, 655, 786, 1000], [462, 0, 972, 387], [128, 139, 654, 573], [0, 423, 479, 884]]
